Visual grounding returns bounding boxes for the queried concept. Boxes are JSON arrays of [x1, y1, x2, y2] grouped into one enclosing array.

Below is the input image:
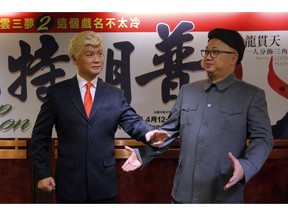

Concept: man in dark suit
[[272, 112, 288, 139], [31, 31, 169, 203], [122, 28, 274, 203]]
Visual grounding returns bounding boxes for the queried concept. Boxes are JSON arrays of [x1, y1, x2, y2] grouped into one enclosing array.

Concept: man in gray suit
[[122, 28, 274, 203], [31, 31, 169, 203]]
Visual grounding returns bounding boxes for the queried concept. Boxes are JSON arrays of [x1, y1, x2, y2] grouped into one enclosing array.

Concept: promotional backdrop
[[0, 12, 288, 138]]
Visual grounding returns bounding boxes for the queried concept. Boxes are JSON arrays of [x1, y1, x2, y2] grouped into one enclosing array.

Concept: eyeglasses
[[201, 49, 236, 58]]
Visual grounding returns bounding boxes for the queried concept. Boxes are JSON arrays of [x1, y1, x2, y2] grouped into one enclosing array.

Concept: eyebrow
[[84, 48, 103, 53], [206, 45, 221, 49]]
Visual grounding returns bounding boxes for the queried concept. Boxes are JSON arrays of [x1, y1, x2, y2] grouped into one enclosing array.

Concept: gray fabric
[[140, 73, 273, 203]]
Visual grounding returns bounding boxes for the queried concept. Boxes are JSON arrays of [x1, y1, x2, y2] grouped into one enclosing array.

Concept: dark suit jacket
[[31, 76, 152, 202], [272, 112, 288, 139]]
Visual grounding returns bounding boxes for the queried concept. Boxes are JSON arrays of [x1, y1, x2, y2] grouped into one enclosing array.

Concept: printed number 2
[[37, 15, 52, 32]]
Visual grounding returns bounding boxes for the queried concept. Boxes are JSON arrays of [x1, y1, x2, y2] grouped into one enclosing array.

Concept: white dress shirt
[[77, 73, 98, 103]]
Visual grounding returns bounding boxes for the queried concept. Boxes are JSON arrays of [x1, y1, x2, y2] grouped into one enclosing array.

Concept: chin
[[205, 67, 214, 73], [92, 69, 102, 74]]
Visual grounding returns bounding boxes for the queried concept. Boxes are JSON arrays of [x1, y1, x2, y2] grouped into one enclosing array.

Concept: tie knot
[[86, 82, 93, 90]]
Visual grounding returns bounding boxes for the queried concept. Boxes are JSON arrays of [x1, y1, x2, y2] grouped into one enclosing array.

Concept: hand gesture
[[224, 152, 244, 191], [145, 130, 171, 147], [121, 146, 142, 172]]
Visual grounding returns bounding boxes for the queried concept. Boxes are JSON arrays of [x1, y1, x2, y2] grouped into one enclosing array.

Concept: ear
[[200, 59, 205, 69], [71, 55, 78, 65], [231, 54, 239, 65]]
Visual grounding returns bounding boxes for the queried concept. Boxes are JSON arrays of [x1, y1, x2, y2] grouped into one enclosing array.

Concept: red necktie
[[84, 82, 93, 117]]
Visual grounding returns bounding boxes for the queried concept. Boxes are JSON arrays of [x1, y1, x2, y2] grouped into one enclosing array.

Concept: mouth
[[92, 66, 101, 70], [204, 61, 214, 68]]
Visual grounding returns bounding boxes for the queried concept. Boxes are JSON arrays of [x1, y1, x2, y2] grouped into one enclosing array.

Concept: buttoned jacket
[[31, 76, 151, 202], [140, 74, 273, 203]]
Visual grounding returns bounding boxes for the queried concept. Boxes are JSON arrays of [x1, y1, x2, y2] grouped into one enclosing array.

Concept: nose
[[93, 55, 101, 62], [93, 52, 104, 62]]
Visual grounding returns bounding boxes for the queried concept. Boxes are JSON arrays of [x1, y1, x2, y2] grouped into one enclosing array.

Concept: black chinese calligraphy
[[8, 34, 70, 102], [106, 41, 135, 104], [135, 21, 203, 103], [245, 34, 280, 48]]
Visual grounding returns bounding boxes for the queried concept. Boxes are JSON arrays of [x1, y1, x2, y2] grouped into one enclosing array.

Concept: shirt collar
[[204, 73, 237, 91], [77, 73, 98, 88]]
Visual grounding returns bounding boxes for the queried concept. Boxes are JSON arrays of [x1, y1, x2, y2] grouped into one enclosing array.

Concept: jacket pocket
[[219, 163, 233, 176], [103, 157, 116, 168], [180, 103, 198, 125], [220, 106, 243, 131]]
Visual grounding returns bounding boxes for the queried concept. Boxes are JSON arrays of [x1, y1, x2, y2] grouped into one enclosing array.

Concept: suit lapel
[[89, 78, 108, 119], [65, 76, 108, 120], [66, 76, 88, 119]]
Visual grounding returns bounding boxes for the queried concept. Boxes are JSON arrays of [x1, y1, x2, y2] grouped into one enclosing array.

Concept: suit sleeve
[[31, 87, 55, 182], [118, 90, 153, 143], [238, 88, 274, 182], [137, 87, 183, 168]]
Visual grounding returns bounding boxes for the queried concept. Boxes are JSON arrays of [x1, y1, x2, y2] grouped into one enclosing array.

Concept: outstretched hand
[[224, 152, 244, 191], [145, 130, 171, 147], [122, 146, 142, 172]]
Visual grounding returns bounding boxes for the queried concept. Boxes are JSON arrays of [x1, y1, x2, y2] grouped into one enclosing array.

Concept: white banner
[[0, 13, 288, 138]]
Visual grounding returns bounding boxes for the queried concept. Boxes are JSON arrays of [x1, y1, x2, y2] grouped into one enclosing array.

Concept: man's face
[[202, 38, 238, 81], [74, 44, 105, 81]]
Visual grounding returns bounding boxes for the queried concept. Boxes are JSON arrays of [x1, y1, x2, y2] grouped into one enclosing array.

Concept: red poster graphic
[[268, 56, 288, 99], [1, 12, 288, 33]]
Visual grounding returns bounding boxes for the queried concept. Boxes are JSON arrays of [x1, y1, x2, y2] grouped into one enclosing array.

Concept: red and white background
[[0, 12, 288, 138]]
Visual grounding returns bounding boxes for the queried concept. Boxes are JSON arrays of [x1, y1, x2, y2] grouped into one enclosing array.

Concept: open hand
[[121, 146, 142, 172], [224, 152, 244, 191]]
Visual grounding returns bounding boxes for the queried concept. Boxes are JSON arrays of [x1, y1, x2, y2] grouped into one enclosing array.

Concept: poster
[[0, 12, 288, 138]]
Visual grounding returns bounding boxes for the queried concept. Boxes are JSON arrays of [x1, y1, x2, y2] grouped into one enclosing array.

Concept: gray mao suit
[[139, 73, 273, 203]]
